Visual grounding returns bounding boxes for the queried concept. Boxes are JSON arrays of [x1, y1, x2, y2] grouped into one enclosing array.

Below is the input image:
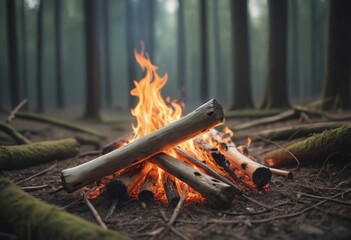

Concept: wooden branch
[[0, 138, 79, 170], [269, 168, 293, 179], [234, 121, 347, 141], [209, 129, 272, 188], [151, 153, 235, 209], [0, 121, 31, 144], [7, 99, 28, 123], [162, 173, 180, 207], [0, 177, 130, 240], [83, 190, 107, 229], [14, 111, 105, 139], [102, 132, 134, 154], [61, 99, 224, 193], [264, 123, 351, 167], [138, 167, 159, 203], [106, 164, 149, 200]]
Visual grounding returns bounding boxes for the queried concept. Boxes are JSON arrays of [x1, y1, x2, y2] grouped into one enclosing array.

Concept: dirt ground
[[1, 110, 351, 240]]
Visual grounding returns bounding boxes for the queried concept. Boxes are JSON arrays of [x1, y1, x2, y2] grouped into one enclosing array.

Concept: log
[[150, 153, 235, 209], [0, 138, 79, 170], [0, 121, 31, 144], [138, 167, 159, 203], [264, 123, 351, 167], [102, 133, 134, 154], [236, 145, 249, 156], [0, 176, 130, 240], [209, 129, 272, 188], [61, 99, 224, 193], [162, 173, 180, 207], [106, 164, 149, 200]]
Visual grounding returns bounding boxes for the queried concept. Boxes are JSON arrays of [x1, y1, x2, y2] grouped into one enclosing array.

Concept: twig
[[159, 210, 190, 240], [59, 197, 83, 210], [79, 150, 102, 158], [298, 192, 351, 206], [241, 194, 284, 211], [221, 200, 290, 216], [83, 190, 107, 229], [104, 199, 118, 221], [16, 163, 57, 185], [48, 185, 64, 194], [21, 185, 50, 192], [0, 122, 31, 144], [313, 152, 339, 184], [7, 99, 28, 123]]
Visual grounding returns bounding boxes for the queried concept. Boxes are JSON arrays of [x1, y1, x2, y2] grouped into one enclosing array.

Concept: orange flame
[[247, 137, 252, 147]]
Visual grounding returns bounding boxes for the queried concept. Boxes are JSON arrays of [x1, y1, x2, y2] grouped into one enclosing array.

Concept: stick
[[61, 99, 224, 193], [7, 99, 28, 123], [0, 138, 80, 170], [16, 163, 57, 185], [269, 168, 293, 179], [21, 185, 50, 191], [102, 133, 134, 154], [0, 177, 130, 240], [104, 199, 118, 221], [151, 153, 235, 209], [264, 123, 351, 166], [162, 173, 180, 207], [138, 167, 159, 203], [14, 111, 105, 139], [209, 129, 272, 188], [83, 191, 107, 229], [0, 122, 31, 144]]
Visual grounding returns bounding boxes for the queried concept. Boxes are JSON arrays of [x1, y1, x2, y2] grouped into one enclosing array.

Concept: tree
[[84, 0, 101, 119], [321, 0, 351, 110], [102, 0, 111, 106], [37, 0, 44, 112], [177, 0, 186, 99], [147, 0, 155, 58], [261, 0, 290, 109], [289, 0, 299, 99], [213, 0, 223, 102], [54, 0, 64, 108], [7, 0, 20, 109], [21, 0, 28, 103], [230, 0, 253, 110], [199, 0, 208, 101]]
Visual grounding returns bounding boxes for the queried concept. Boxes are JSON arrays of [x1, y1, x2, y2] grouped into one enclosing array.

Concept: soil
[[1, 110, 351, 240]]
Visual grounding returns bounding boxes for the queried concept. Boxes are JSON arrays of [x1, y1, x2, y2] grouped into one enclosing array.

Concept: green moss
[[0, 177, 130, 240]]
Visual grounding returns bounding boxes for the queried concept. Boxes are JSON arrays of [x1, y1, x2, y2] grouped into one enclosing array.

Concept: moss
[[264, 123, 351, 166], [0, 138, 80, 170], [0, 177, 130, 240]]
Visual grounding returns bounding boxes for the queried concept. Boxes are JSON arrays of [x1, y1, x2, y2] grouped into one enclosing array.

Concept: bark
[[102, 133, 134, 154], [0, 122, 31, 144], [151, 153, 235, 209], [61, 99, 224, 192], [261, 0, 290, 109], [54, 0, 64, 108], [7, 0, 20, 109], [199, 0, 209, 101], [138, 166, 159, 203], [321, 0, 351, 110], [230, 0, 254, 110], [162, 173, 180, 207], [103, 0, 112, 106], [84, 0, 101, 119], [0, 138, 79, 170], [14, 111, 105, 139], [37, 0, 44, 112], [264, 123, 351, 167], [177, 0, 186, 99], [0, 177, 130, 240]]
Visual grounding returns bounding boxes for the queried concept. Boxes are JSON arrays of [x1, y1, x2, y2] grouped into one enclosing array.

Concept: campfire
[[61, 46, 280, 209]]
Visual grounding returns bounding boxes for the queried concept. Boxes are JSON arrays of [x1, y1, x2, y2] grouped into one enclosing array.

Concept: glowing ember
[[247, 137, 252, 147]]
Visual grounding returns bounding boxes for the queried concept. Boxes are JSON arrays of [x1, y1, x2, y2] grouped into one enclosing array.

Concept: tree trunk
[[21, 0, 28, 103], [199, 0, 209, 101], [126, 0, 137, 109], [230, 0, 253, 110], [213, 0, 223, 102], [289, 0, 299, 98], [54, 0, 64, 108], [103, 0, 112, 106], [261, 0, 290, 109], [7, 0, 20, 109], [84, 0, 101, 119], [37, 0, 44, 112], [321, 0, 351, 110], [177, 0, 186, 99], [147, 0, 155, 58]]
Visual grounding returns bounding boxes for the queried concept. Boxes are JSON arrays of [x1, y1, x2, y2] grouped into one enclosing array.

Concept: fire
[[247, 137, 252, 147]]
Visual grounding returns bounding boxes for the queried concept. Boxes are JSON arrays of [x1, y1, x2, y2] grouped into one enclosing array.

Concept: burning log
[[162, 173, 180, 207], [151, 153, 235, 209], [209, 129, 272, 188], [61, 99, 224, 193], [102, 132, 134, 154], [106, 164, 149, 200], [138, 167, 159, 203]]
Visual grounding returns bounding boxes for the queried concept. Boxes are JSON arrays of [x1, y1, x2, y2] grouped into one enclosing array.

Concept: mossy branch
[[0, 122, 31, 144], [0, 138, 80, 170], [0, 177, 130, 240], [263, 123, 351, 167], [14, 111, 106, 139]]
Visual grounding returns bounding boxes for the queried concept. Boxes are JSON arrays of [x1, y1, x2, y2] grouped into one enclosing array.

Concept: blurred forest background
[[0, 0, 349, 118]]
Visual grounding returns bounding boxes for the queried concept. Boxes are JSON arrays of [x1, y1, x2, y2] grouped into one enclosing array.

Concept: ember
[[61, 45, 282, 209]]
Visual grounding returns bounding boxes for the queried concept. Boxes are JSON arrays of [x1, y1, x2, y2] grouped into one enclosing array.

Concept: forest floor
[[1, 108, 351, 240]]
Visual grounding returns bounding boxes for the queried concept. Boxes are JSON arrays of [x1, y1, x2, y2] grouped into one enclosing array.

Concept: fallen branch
[[16, 163, 57, 185], [0, 177, 130, 240], [61, 99, 224, 193], [14, 111, 106, 139], [83, 190, 107, 229], [151, 153, 235, 209], [0, 138, 79, 170], [264, 123, 351, 167], [7, 99, 28, 123], [0, 122, 31, 144]]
